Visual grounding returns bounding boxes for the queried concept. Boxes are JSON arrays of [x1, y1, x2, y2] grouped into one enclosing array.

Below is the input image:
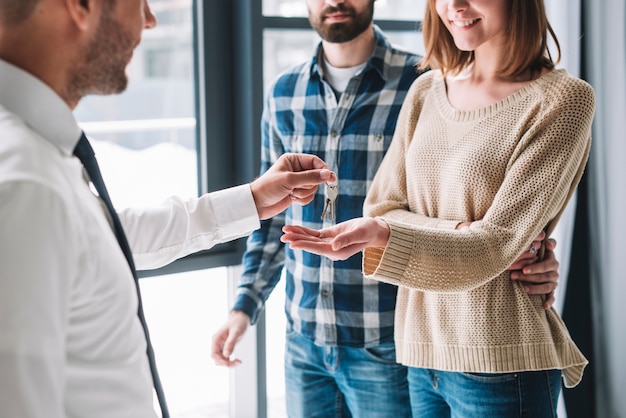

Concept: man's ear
[[65, 0, 97, 31]]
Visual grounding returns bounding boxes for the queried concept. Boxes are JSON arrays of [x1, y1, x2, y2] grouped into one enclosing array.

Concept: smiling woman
[[281, 0, 594, 416]]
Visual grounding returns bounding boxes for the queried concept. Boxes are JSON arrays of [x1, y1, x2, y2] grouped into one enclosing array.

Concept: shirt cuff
[[211, 184, 260, 239]]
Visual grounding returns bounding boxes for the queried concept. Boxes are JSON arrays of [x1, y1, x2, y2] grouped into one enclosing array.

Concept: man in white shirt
[[0, 1, 334, 417]]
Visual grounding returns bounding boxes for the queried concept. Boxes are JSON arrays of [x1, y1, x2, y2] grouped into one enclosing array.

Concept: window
[[74, 0, 197, 208], [262, 0, 426, 20]]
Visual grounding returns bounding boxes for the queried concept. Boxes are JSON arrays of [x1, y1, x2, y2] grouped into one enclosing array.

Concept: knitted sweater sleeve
[[363, 72, 595, 292], [363, 76, 464, 232]]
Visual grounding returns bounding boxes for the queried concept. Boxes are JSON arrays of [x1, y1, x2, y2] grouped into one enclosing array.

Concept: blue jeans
[[284, 330, 411, 418], [408, 368, 562, 418]]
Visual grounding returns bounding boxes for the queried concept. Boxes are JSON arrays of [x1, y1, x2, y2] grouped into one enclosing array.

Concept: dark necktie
[[73, 133, 169, 418]]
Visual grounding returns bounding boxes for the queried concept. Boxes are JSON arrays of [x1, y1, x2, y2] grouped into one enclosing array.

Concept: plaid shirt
[[233, 26, 423, 347]]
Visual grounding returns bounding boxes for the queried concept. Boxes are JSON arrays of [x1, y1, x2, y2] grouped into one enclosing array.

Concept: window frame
[[137, 0, 263, 278]]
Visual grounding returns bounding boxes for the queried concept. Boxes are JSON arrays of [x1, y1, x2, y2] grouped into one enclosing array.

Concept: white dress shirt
[[0, 59, 259, 418]]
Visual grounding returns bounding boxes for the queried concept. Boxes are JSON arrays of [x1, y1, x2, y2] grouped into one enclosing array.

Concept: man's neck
[[1, 26, 76, 109], [321, 24, 376, 69]]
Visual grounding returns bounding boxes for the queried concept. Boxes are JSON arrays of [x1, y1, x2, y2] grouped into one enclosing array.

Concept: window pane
[[74, 0, 197, 208], [266, 273, 288, 417], [263, 30, 320, 87], [263, 29, 424, 91], [263, 0, 426, 21], [385, 31, 425, 56], [141, 268, 230, 417]]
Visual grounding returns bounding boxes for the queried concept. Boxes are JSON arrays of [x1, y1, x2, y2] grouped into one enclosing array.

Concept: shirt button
[[321, 289, 330, 297]]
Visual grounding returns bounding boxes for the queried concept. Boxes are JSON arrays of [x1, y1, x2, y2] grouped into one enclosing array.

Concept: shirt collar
[[0, 58, 81, 156], [309, 24, 392, 82]]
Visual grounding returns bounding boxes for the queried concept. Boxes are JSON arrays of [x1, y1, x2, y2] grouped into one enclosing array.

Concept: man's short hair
[[0, 0, 39, 25]]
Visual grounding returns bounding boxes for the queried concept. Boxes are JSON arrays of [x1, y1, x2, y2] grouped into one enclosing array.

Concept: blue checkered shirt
[[233, 26, 423, 347]]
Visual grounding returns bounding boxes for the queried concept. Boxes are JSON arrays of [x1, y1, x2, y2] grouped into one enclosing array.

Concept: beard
[[68, 7, 136, 99], [308, 1, 374, 43]]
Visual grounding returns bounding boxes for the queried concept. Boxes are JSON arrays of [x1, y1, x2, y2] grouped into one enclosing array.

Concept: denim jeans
[[283, 330, 411, 418], [407, 367, 562, 418]]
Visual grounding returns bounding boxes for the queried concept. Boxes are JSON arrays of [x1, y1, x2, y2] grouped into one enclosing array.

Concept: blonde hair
[[419, 0, 561, 78]]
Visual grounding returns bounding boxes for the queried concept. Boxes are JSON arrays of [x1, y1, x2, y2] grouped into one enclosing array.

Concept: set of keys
[[321, 181, 338, 221]]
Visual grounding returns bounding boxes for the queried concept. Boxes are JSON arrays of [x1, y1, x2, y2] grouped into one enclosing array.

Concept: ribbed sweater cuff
[[363, 222, 414, 283]]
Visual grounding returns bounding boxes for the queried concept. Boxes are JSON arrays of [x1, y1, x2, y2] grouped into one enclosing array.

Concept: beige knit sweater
[[362, 69, 595, 388]]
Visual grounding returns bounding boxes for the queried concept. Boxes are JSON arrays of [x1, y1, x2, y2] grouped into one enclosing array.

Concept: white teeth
[[453, 19, 477, 27]]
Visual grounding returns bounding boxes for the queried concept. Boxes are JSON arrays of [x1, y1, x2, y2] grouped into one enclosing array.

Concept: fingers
[[283, 232, 367, 261], [511, 271, 558, 311], [533, 230, 547, 242], [281, 225, 330, 244], [289, 185, 318, 198], [506, 245, 539, 271], [211, 329, 241, 367], [279, 153, 336, 188], [280, 169, 335, 208], [283, 239, 346, 260], [282, 218, 387, 260], [522, 246, 560, 276], [289, 184, 321, 205], [542, 291, 556, 310], [506, 257, 536, 272], [210, 312, 249, 368], [510, 262, 559, 285], [531, 239, 542, 254], [281, 153, 332, 172], [281, 232, 325, 245], [507, 235, 556, 271], [517, 277, 558, 294], [282, 225, 355, 260], [284, 169, 335, 190], [282, 225, 322, 236], [544, 238, 557, 251]]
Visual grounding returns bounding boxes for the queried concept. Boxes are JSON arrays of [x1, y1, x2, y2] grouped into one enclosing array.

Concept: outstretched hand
[[284, 217, 561, 310], [281, 217, 390, 261], [250, 153, 336, 220]]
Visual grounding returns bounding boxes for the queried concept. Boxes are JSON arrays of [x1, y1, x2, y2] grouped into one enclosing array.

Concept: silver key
[[321, 182, 338, 221]]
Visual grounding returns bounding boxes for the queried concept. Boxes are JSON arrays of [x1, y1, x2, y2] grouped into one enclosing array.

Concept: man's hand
[[510, 238, 560, 310], [211, 311, 250, 367], [250, 153, 336, 220]]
